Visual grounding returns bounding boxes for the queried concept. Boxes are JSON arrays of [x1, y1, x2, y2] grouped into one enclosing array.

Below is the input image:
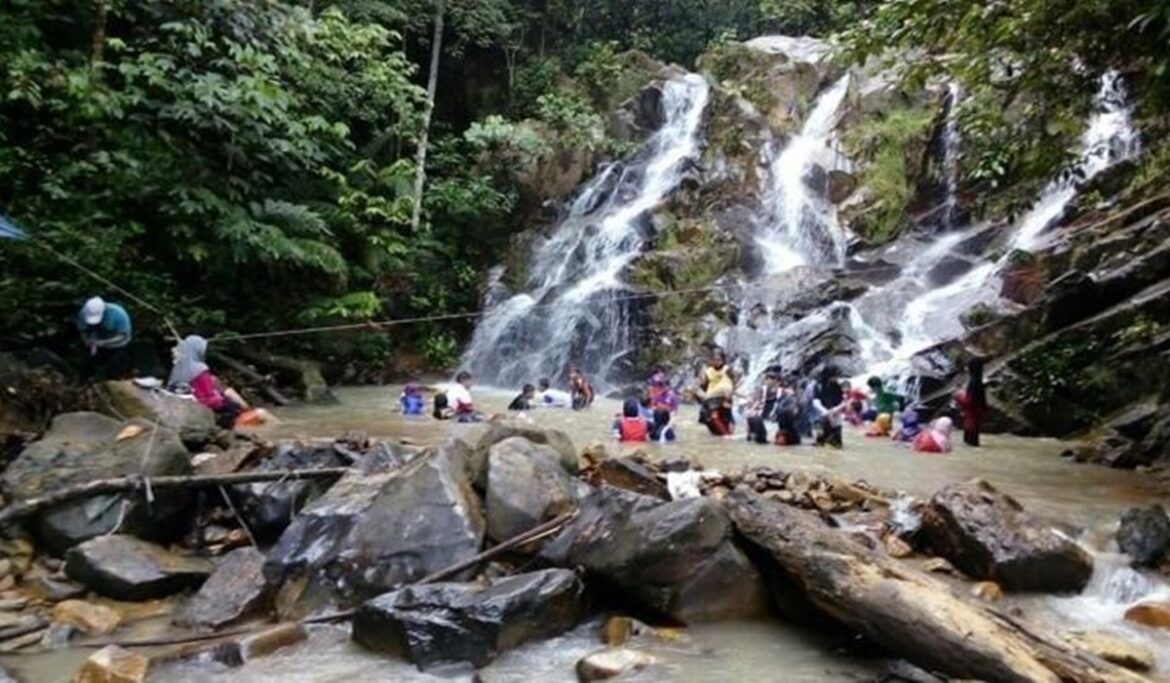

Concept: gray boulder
[[1, 412, 191, 554], [485, 438, 578, 542], [542, 487, 768, 622], [100, 380, 218, 446], [64, 535, 213, 601], [471, 422, 578, 488], [176, 547, 274, 629], [921, 479, 1093, 592], [230, 441, 350, 542], [1116, 505, 1170, 569], [352, 568, 583, 669], [265, 442, 484, 606]]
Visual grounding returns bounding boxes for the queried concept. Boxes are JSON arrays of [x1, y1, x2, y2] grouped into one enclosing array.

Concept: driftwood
[[210, 352, 291, 406], [0, 468, 350, 526], [725, 489, 1146, 683]]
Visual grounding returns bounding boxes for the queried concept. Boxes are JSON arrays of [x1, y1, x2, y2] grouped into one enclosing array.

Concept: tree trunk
[[90, 0, 108, 66], [409, 0, 445, 233], [725, 490, 1146, 683]]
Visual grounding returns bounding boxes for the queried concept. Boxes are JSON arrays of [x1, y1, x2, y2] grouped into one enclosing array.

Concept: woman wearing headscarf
[[913, 416, 954, 453], [954, 357, 988, 447], [168, 335, 251, 428], [613, 397, 650, 442], [813, 366, 845, 448]]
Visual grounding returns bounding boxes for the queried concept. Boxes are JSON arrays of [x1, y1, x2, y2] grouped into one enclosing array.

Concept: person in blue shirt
[[76, 297, 133, 380], [399, 383, 426, 416]]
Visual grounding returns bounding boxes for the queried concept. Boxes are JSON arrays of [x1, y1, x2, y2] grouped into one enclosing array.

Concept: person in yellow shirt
[[697, 351, 735, 435]]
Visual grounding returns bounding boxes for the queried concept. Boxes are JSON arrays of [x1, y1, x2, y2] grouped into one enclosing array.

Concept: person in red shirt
[[168, 335, 251, 428], [612, 397, 649, 442]]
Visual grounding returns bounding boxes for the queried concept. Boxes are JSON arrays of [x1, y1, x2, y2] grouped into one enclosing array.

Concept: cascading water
[[852, 70, 1141, 385], [755, 75, 853, 273], [942, 83, 963, 230], [461, 74, 710, 388]]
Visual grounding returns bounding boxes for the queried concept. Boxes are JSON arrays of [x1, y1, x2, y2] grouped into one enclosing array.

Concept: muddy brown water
[[4, 385, 1168, 681]]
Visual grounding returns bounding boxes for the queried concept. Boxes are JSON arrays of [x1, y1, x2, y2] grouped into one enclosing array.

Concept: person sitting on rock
[[913, 416, 954, 453], [168, 335, 254, 429], [613, 397, 650, 442], [508, 383, 536, 411], [77, 296, 133, 380], [536, 377, 572, 408], [569, 366, 595, 410], [892, 407, 921, 442], [865, 412, 893, 437], [697, 351, 736, 436], [399, 383, 426, 416]]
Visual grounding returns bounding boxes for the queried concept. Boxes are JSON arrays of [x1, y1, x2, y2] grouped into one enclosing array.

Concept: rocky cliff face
[[475, 36, 1165, 465]]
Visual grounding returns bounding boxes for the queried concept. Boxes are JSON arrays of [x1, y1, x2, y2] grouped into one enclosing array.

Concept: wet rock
[[1, 413, 191, 555], [51, 599, 122, 635], [970, 581, 1003, 602], [1067, 631, 1154, 672], [542, 487, 768, 622], [921, 479, 1093, 592], [1124, 601, 1170, 629], [471, 423, 578, 488], [176, 548, 273, 629], [576, 647, 659, 681], [876, 660, 945, 683], [265, 443, 484, 606], [64, 536, 212, 601], [204, 623, 310, 667], [485, 438, 578, 542], [883, 535, 913, 559], [596, 458, 669, 499], [599, 615, 652, 646], [99, 380, 217, 447], [827, 170, 858, 204], [1116, 505, 1170, 568], [191, 444, 255, 476], [230, 441, 349, 542], [23, 566, 85, 601], [75, 644, 148, 683], [352, 568, 583, 669]]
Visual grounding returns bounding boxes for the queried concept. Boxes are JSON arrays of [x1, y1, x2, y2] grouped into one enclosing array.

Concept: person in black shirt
[[509, 383, 536, 411]]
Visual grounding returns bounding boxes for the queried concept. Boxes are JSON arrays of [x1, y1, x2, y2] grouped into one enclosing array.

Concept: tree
[[410, 0, 445, 233]]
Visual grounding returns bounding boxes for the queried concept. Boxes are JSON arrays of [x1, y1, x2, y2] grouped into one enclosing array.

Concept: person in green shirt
[[866, 376, 902, 419], [76, 296, 133, 380]]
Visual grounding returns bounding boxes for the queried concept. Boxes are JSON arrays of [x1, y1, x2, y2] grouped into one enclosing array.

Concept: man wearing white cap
[[76, 296, 133, 379]]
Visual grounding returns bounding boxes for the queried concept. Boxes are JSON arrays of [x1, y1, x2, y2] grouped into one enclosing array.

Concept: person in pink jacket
[[168, 335, 252, 428]]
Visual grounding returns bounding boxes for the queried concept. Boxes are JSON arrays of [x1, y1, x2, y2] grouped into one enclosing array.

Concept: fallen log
[[210, 352, 291, 406], [725, 489, 1146, 683], [0, 468, 350, 526]]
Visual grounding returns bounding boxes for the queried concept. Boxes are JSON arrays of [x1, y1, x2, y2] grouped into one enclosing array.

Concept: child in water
[[913, 416, 954, 453], [509, 384, 536, 411], [399, 383, 426, 416], [892, 407, 921, 443], [613, 397, 650, 442], [865, 413, 892, 437]]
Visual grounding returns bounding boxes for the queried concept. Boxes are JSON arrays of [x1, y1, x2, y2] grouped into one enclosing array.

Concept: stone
[[921, 479, 1093, 592], [230, 441, 349, 542], [352, 569, 583, 669], [1116, 505, 1170, 569], [827, 170, 858, 204], [265, 443, 484, 606], [485, 438, 578, 542], [596, 458, 669, 499], [51, 600, 122, 635], [970, 581, 1003, 602], [599, 615, 650, 646], [542, 487, 768, 622], [100, 380, 218, 447], [1067, 631, 1154, 672], [922, 557, 954, 574], [64, 536, 212, 601], [1124, 601, 1170, 629], [1, 413, 192, 555], [75, 645, 148, 683], [471, 422, 578, 488], [191, 444, 255, 476], [176, 548, 273, 629], [205, 623, 310, 667], [576, 647, 659, 681], [884, 535, 913, 559]]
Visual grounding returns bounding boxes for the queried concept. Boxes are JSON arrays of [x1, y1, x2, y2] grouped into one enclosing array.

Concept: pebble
[[1124, 601, 1170, 629], [883, 535, 914, 559], [970, 581, 1003, 602], [576, 647, 658, 681], [52, 599, 123, 636]]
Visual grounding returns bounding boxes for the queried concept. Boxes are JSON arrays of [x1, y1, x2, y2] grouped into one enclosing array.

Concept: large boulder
[[471, 423, 578, 488], [352, 568, 583, 669], [176, 547, 274, 629], [99, 380, 217, 446], [1116, 505, 1170, 569], [64, 535, 213, 601], [1, 412, 191, 554], [921, 480, 1093, 592], [541, 487, 768, 622], [485, 438, 579, 542], [265, 443, 484, 607], [230, 441, 350, 542]]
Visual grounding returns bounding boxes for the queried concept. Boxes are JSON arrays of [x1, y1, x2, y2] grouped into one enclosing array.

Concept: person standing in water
[[568, 366, 595, 410], [955, 358, 988, 446], [697, 351, 735, 436], [812, 366, 846, 448], [77, 296, 133, 380]]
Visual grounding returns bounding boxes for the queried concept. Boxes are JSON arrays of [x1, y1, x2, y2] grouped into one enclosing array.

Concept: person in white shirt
[[535, 377, 572, 408], [446, 371, 486, 422]]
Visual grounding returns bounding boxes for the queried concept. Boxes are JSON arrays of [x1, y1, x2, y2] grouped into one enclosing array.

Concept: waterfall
[[755, 75, 852, 272], [461, 74, 711, 388], [853, 70, 1141, 384], [942, 83, 962, 230]]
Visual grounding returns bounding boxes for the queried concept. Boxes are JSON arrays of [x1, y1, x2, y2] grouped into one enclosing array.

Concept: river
[[4, 385, 1167, 682]]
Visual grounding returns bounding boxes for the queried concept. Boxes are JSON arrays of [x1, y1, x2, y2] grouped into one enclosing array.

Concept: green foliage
[[844, 106, 934, 242], [1008, 338, 1104, 425], [421, 332, 460, 369]]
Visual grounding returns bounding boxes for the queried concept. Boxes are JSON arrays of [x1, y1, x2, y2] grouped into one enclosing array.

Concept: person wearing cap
[[76, 296, 133, 379]]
